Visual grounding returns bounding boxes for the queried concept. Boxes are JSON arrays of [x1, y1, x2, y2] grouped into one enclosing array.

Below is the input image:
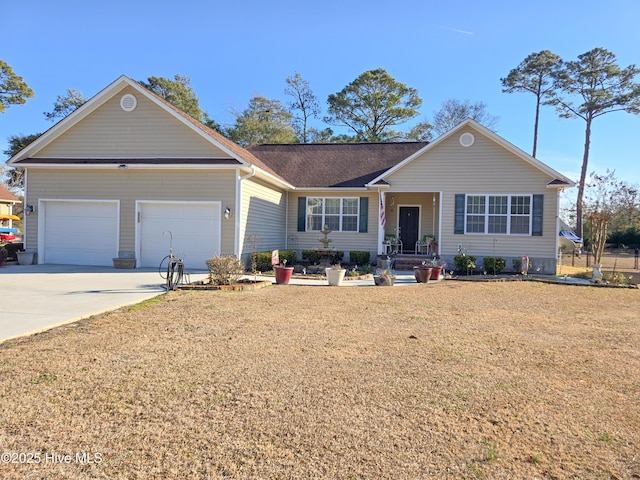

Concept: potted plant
[[374, 269, 395, 286], [429, 263, 443, 281], [413, 263, 433, 283], [17, 250, 35, 265], [326, 264, 346, 286], [273, 259, 294, 285]]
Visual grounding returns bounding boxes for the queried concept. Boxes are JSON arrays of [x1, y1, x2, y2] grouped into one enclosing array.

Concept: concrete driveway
[[0, 264, 207, 344]]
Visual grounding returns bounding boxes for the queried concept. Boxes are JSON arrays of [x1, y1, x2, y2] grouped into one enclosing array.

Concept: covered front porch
[[379, 191, 441, 256]]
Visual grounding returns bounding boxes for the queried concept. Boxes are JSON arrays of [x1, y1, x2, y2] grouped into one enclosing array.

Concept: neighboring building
[[0, 185, 20, 242], [0, 185, 18, 216], [8, 76, 574, 273]]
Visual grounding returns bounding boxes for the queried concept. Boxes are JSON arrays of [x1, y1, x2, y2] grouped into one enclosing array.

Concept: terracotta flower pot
[[429, 266, 442, 281], [413, 266, 432, 283], [274, 265, 294, 285]]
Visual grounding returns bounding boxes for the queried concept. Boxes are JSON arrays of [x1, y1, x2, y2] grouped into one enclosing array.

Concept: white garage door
[[42, 200, 119, 266], [138, 202, 220, 270]]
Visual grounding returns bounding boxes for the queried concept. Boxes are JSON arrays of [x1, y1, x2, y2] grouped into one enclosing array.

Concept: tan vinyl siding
[[36, 86, 230, 159], [25, 169, 237, 255], [288, 191, 379, 262], [240, 177, 286, 258], [386, 127, 559, 260]]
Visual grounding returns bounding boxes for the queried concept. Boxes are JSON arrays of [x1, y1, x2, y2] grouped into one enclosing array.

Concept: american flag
[[379, 194, 386, 229]]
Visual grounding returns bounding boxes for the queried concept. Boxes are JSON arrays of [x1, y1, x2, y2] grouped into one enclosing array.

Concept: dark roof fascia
[[11, 158, 243, 167], [547, 178, 575, 188], [293, 187, 371, 192]]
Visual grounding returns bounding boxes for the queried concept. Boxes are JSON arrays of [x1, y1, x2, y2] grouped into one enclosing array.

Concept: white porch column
[[378, 190, 386, 255]]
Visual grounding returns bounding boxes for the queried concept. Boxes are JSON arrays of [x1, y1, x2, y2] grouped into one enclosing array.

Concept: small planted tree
[[584, 170, 638, 267]]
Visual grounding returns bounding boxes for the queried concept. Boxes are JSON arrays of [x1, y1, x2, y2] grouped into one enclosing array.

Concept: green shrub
[[482, 257, 505, 274], [512, 258, 522, 272], [0, 247, 7, 265], [252, 250, 297, 272], [279, 249, 297, 265], [252, 252, 271, 272], [302, 249, 343, 264], [604, 272, 629, 286], [349, 250, 370, 266], [512, 258, 532, 273], [454, 254, 476, 273], [330, 251, 344, 264], [302, 250, 321, 264], [206, 256, 244, 285], [359, 264, 373, 274]]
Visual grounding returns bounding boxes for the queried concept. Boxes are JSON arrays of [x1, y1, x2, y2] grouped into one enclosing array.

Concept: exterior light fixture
[[224, 207, 232, 219]]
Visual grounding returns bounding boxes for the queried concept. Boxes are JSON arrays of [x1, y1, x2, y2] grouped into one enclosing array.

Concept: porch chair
[[415, 235, 432, 255], [384, 234, 402, 254]]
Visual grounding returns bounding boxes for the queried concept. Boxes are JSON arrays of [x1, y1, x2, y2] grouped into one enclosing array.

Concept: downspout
[[235, 167, 256, 257], [555, 188, 562, 268], [437, 191, 443, 257], [24, 168, 30, 257]]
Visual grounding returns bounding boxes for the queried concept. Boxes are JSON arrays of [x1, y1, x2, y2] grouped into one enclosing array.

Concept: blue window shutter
[[297, 197, 306, 232], [359, 197, 368, 233], [532, 194, 543, 236], [454, 194, 465, 234]]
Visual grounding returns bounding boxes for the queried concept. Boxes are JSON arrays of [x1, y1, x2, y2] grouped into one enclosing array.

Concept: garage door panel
[[43, 201, 118, 266], [139, 202, 220, 270]]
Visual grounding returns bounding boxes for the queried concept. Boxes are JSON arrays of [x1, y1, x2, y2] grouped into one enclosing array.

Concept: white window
[[465, 195, 531, 235], [306, 197, 359, 232]]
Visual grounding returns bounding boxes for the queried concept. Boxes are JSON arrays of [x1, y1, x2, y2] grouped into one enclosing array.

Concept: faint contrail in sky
[[436, 25, 474, 35]]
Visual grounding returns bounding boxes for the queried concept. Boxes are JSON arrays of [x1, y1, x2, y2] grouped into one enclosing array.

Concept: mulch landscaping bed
[[179, 279, 272, 291]]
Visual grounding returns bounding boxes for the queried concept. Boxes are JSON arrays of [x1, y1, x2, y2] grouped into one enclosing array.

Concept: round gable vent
[[459, 132, 475, 147], [120, 94, 137, 112]]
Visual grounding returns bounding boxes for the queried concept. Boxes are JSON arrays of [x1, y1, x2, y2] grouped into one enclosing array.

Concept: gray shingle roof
[[248, 142, 428, 188]]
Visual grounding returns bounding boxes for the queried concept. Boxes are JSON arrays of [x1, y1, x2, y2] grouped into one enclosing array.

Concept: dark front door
[[398, 206, 419, 254]]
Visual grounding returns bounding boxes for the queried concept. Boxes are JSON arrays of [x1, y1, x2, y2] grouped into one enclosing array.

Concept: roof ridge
[[251, 141, 430, 147]]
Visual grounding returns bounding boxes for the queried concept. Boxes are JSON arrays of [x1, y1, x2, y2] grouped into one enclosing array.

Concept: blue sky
[[2, 0, 639, 191]]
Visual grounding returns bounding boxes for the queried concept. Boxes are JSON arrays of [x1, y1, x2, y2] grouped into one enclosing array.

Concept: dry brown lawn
[[1, 281, 639, 479]]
